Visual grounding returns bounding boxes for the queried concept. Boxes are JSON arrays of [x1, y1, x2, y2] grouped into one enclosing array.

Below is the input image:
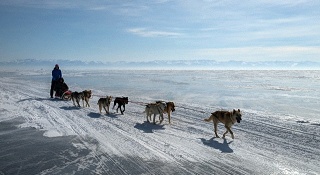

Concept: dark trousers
[[50, 80, 57, 97]]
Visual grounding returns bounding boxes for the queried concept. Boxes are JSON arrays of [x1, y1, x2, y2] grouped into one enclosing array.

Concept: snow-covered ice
[[0, 69, 319, 174]]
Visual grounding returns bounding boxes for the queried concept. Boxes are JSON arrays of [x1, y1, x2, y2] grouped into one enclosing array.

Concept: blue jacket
[[52, 68, 62, 81]]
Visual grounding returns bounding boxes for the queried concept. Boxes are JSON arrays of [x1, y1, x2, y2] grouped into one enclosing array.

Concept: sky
[[0, 0, 320, 63]]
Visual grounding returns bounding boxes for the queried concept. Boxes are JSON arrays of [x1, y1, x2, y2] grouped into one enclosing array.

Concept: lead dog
[[113, 97, 128, 114], [145, 101, 166, 124], [204, 109, 242, 139], [71, 91, 84, 107], [156, 101, 175, 124], [81, 90, 92, 107], [98, 96, 113, 114]]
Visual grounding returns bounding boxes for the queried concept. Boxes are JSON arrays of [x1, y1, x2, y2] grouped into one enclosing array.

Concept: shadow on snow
[[17, 97, 61, 103], [310, 123, 320, 126], [87, 112, 101, 118], [87, 112, 119, 118], [59, 106, 81, 110], [296, 120, 320, 127], [199, 137, 233, 153], [134, 121, 165, 133]]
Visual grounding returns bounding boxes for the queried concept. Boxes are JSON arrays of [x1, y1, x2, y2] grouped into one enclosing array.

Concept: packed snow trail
[[0, 72, 319, 175]]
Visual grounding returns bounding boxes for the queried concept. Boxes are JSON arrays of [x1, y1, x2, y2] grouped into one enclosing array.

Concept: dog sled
[[53, 77, 72, 100], [54, 90, 72, 100], [60, 90, 72, 100]]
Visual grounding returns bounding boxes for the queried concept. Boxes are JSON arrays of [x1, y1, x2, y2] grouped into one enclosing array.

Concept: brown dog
[[204, 109, 242, 139], [81, 90, 92, 107], [156, 101, 175, 124]]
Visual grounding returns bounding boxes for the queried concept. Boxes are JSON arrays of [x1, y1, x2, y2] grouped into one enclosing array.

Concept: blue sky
[[0, 0, 319, 62]]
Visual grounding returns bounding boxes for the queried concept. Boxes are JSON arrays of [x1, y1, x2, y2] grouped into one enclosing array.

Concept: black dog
[[71, 91, 84, 107], [112, 97, 128, 114]]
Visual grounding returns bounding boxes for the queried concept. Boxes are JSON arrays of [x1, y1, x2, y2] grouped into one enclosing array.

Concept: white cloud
[[127, 28, 182, 38], [88, 6, 107, 11]]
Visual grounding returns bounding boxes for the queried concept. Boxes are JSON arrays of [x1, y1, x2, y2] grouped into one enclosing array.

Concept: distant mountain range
[[1, 59, 320, 70]]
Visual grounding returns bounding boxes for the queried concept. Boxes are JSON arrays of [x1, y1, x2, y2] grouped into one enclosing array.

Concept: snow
[[0, 69, 319, 174]]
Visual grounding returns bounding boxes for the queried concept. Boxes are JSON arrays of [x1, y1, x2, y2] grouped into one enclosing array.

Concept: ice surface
[[0, 70, 319, 174]]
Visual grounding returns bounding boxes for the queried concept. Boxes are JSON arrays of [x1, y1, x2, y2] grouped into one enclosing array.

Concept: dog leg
[[107, 104, 110, 113], [116, 105, 119, 113], [168, 112, 171, 124], [112, 102, 116, 110], [103, 106, 109, 114], [121, 104, 125, 114], [144, 108, 149, 122], [146, 113, 150, 123], [223, 126, 234, 139], [222, 129, 228, 138], [214, 122, 220, 138], [76, 99, 81, 107], [147, 111, 151, 123], [148, 115, 152, 122], [107, 104, 110, 114], [159, 113, 164, 124], [72, 97, 76, 106], [119, 105, 123, 114], [74, 99, 78, 107], [99, 104, 102, 114], [153, 114, 156, 124], [86, 99, 90, 107], [120, 105, 124, 115]]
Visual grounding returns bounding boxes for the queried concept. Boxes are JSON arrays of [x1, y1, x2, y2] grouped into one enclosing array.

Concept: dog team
[[69, 89, 242, 139]]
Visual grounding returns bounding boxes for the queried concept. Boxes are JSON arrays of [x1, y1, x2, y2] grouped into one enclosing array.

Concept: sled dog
[[71, 91, 84, 107], [113, 97, 128, 114], [98, 96, 113, 114], [145, 101, 166, 124], [81, 90, 92, 107], [156, 101, 175, 124], [204, 109, 242, 139]]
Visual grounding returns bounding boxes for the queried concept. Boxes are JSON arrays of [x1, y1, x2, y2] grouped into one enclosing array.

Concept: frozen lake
[[1, 69, 319, 174], [22, 69, 320, 122]]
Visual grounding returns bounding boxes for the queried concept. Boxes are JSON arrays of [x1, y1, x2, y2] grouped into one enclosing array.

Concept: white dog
[[97, 96, 113, 114], [144, 102, 166, 124]]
